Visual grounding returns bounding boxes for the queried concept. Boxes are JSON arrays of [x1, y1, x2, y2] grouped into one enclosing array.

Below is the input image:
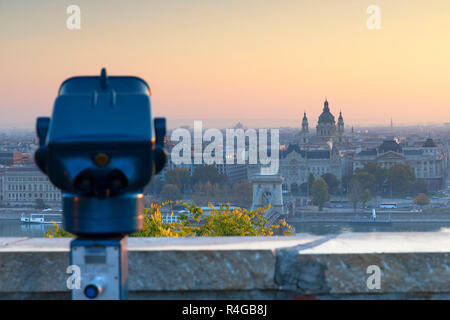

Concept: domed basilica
[[279, 99, 346, 192], [300, 99, 345, 146]]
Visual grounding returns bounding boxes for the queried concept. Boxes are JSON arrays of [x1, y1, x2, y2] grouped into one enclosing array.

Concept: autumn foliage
[[45, 202, 294, 238]]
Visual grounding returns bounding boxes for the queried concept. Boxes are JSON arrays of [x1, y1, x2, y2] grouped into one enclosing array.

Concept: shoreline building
[[279, 145, 342, 191], [354, 138, 449, 191], [0, 166, 61, 207]]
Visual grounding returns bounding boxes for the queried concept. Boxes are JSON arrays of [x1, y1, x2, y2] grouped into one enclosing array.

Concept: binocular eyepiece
[[35, 69, 166, 236]]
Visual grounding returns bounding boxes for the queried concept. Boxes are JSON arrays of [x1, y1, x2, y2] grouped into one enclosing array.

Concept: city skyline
[[1, 0, 449, 128], [1, 1, 450, 304]]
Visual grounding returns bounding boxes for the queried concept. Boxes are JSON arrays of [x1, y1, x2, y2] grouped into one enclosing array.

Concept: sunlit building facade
[[0, 166, 61, 207], [354, 139, 449, 191]]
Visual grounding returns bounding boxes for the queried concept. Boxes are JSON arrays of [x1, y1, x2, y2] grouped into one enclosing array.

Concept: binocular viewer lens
[[73, 168, 128, 197], [35, 69, 167, 236]]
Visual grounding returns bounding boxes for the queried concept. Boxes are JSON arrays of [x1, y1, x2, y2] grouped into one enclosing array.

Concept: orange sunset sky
[[0, 0, 449, 129]]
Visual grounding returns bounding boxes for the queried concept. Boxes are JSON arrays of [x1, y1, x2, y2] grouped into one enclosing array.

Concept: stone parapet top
[[0, 233, 449, 299], [1, 232, 449, 253]]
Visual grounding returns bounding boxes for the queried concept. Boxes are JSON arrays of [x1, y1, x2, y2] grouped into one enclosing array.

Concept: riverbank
[[0, 208, 37, 220], [288, 208, 450, 223], [289, 218, 450, 223]]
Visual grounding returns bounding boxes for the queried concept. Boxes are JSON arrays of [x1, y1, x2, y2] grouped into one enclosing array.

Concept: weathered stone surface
[[0, 251, 69, 292], [296, 253, 450, 294], [274, 235, 338, 293], [127, 236, 320, 291], [0, 233, 449, 299], [129, 250, 276, 291], [273, 233, 450, 295]]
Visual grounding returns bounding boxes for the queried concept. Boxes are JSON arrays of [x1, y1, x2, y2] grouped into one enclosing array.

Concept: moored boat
[[20, 210, 62, 224]]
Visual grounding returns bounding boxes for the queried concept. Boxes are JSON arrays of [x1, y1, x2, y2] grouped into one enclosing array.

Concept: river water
[[291, 221, 450, 235], [0, 220, 52, 237], [1, 219, 450, 237]]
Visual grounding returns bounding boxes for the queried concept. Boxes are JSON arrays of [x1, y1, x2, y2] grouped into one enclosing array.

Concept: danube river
[[0, 220, 54, 237], [292, 221, 450, 235], [1, 219, 450, 237]]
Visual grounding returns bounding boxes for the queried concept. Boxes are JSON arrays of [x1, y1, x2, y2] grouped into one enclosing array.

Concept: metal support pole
[[70, 236, 128, 300]]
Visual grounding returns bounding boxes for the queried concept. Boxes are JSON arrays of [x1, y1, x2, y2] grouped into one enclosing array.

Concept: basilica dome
[[318, 100, 336, 124]]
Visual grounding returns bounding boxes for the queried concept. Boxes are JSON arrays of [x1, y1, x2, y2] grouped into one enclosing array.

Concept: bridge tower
[[250, 174, 284, 226]]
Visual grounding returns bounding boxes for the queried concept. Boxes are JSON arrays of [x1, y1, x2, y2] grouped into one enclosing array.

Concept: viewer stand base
[[70, 236, 128, 300]]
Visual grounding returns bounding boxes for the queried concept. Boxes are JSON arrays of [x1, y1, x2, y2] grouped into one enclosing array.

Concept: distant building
[[0, 166, 61, 207], [354, 138, 449, 191], [279, 99, 345, 191], [0, 152, 14, 166], [299, 99, 346, 146], [279, 145, 343, 191], [0, 168, 4, 202], [162, 150, 248, 184], [300, 112, 309, 145], [0, 152, 32, 166], [316, 99, 338, 142], [225, 163, 248, 183]]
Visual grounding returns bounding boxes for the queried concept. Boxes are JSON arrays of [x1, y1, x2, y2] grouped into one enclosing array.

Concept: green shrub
[[45, 202, 294, 238]]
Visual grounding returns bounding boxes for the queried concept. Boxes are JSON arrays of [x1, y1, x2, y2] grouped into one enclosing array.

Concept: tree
[[213, 183, 222, 197], [46, 202, 295, 238], [203, 181, 213, 197], [361, 162, 387, 192], [311, 177, 330, 211], [387, 163, 415, 197], [231, 181, 253, 205], [411, 180, 428, 196], [341, 173, 355, 194], [414, 193, 430, 207], [354, 170, 377, 194], [160, 184, 182, 202], [321, 173, 340, 195], [302, 173, 315, 196], [360, 189, 372, 209], [144, 176, 164, 195], [193, 182, 204, 195], [192, 165, 226, 185], [165, 168, 190, 193], [348, 178, 363, 211], [348, 178, 372, 211]]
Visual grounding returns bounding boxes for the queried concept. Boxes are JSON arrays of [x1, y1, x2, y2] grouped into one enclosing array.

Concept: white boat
[[162, 215, 179, 223], [20, 211, 62, 224]]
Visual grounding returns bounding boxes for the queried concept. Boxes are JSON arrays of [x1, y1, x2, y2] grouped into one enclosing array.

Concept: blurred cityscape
[[1, 99, 449, 215]]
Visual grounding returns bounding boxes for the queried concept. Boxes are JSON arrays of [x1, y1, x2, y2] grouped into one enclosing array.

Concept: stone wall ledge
[[0, 233, 449, 299]]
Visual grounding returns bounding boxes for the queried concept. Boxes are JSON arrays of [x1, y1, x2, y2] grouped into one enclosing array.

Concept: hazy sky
[[0, 0, 449, 129]]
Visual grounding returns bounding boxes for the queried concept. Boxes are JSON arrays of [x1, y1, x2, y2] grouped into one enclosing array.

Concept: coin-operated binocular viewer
[[35, 69, 166, 299]]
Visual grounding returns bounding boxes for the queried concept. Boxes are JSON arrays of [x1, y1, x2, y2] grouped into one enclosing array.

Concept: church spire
[[301, 111, 309, 133], [337, 110, 344, 138], [324, 99, 329, 111]]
